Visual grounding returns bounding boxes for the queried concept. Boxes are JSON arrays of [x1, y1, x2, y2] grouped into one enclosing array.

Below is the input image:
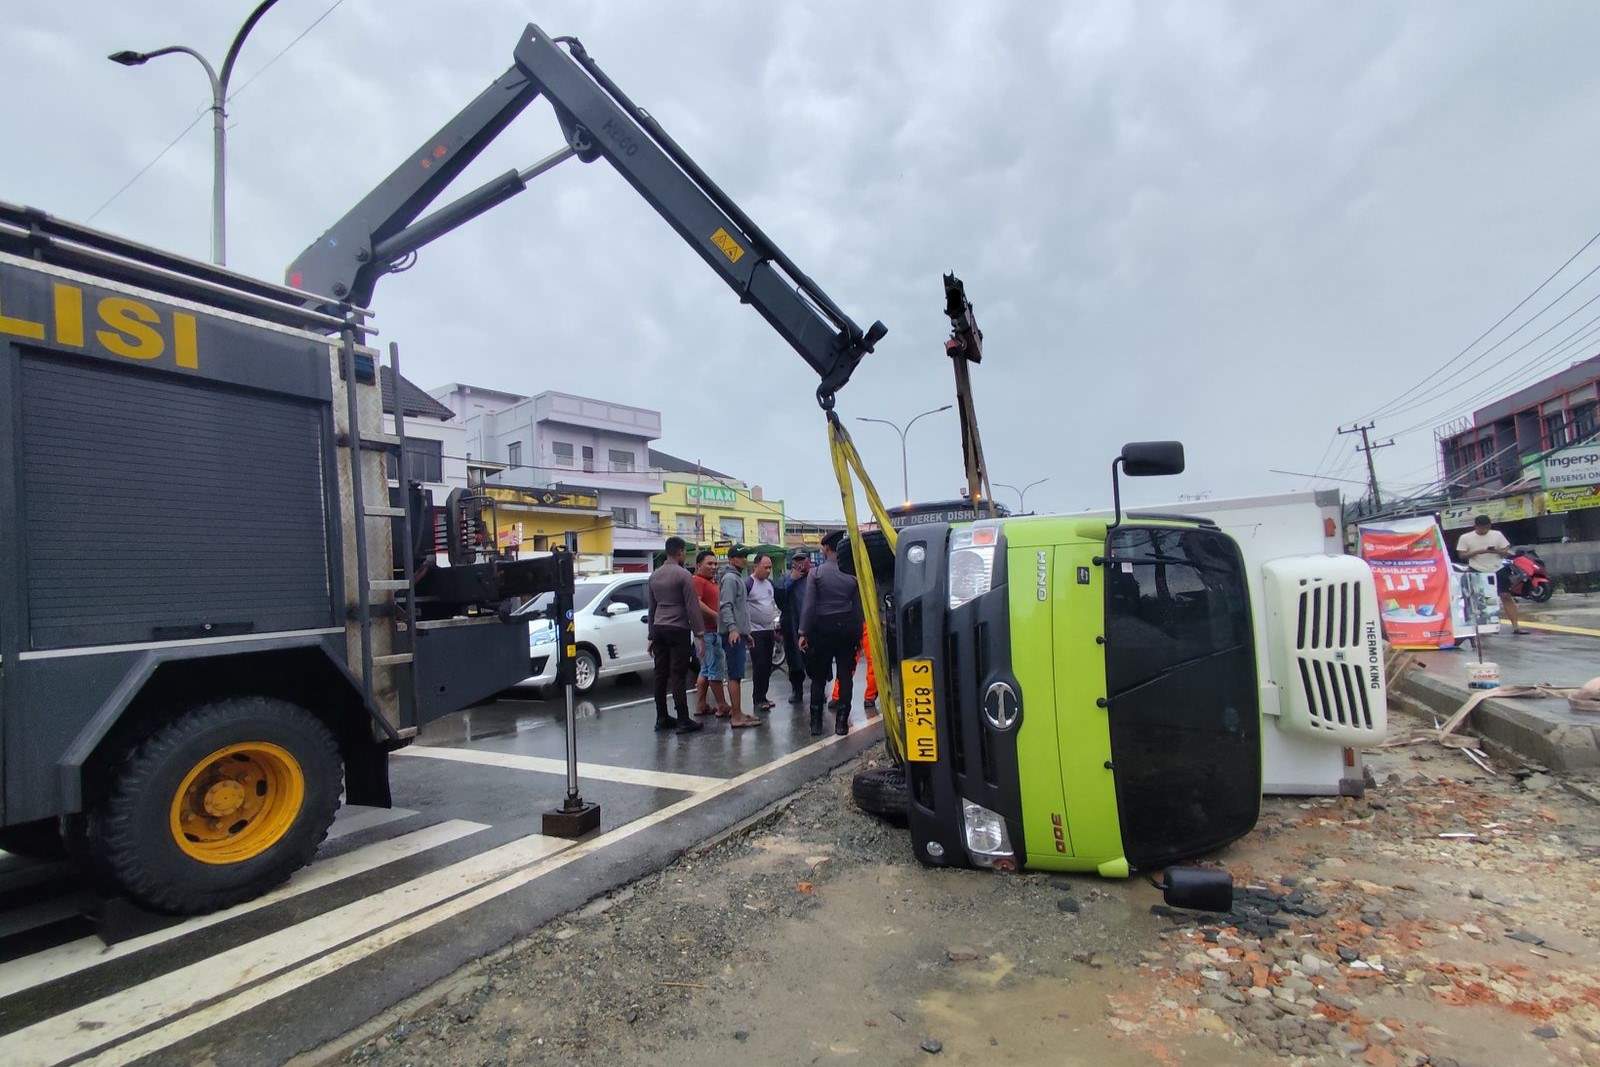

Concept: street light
[[109, 0, 281, 266], [857, 405, 953, 505], [994, 477, 1049, 514]]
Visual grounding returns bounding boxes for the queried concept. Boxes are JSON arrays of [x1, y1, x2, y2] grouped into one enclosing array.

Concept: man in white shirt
[[1455, 514, 1526, 634]]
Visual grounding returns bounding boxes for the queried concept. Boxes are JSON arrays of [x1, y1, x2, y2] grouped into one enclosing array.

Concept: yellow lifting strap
[[825, 412, 907, 763]]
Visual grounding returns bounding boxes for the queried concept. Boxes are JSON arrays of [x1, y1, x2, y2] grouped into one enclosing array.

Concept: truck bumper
[[892, 523, 1027, 872]]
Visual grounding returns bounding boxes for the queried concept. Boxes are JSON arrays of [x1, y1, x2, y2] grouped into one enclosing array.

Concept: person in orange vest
[[830, 621, 878, 712]]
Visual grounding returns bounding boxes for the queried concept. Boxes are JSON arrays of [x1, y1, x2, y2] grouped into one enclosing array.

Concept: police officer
[[798, 531, 862, 736]]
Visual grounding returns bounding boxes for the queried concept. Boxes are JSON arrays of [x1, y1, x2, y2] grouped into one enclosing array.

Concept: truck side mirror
[[1108, 440, 1186, 531], [1121, 441, 1185, 477]]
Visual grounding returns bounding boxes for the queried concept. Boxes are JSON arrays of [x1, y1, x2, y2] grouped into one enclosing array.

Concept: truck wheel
[[89, 697, 342, 915], [573, 649, 600, 693], [851, 766, 909, 823]]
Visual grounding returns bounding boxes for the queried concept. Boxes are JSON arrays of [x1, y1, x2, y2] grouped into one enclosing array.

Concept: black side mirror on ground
[[1160, 865, 1234, 913], [1108, 440, 1186, 530]]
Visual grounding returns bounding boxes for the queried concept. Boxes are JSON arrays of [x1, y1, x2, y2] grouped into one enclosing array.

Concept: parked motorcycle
[[1500, 548, 1555, 603]]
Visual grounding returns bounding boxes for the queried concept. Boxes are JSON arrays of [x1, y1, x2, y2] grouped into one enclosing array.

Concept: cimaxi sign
[[1542, 443, 1600, 490], [686, 484, 738, 505]]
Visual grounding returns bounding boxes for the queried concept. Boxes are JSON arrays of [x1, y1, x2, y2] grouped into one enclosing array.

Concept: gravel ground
[[332, 724, 1600, 1067]]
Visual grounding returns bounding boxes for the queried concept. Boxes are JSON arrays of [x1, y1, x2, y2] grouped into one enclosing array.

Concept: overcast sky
[[10, 1, 1600, 518]]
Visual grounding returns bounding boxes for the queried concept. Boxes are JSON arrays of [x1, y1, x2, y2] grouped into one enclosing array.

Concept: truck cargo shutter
[[19, 352, 333, 650]]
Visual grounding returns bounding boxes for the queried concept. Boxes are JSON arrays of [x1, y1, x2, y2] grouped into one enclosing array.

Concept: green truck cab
[[886, 443, 1376, 879]]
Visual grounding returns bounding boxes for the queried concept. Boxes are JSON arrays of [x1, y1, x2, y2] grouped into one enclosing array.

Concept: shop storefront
[[482, 484, 615, 574]]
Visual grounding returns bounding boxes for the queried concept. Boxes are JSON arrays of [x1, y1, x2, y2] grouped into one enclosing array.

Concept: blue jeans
[[699, 633, 727, 681], [723, 632, 749, 679]]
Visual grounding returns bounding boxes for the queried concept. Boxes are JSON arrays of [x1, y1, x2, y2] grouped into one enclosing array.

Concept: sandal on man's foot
[[729, 715, 764, 728]]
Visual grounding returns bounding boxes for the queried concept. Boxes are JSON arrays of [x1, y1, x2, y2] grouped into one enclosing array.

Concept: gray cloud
[[10, 1, 1600, 516]]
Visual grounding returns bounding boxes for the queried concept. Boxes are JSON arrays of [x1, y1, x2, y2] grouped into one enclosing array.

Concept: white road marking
[[0, 830, 575, 1067], [74, 726, 875, 1067], [0, 819, 488, 1002], [597, 696, 655, 711], [396, 745, 725, 793], [326, 806, 418, 841]]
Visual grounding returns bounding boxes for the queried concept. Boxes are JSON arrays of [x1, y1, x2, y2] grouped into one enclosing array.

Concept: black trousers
[[781, 626, 804, 688], [806, 616, 861, 714], [751, 630, 776, 704], [651, 627, 693, 724]]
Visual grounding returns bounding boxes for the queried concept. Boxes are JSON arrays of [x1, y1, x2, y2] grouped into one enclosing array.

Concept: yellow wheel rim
[[168, 742, 305, 865]]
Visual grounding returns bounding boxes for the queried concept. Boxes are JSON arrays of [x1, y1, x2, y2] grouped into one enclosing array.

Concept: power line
[[1386, 314, 1600, 440], [1360, 226, 1600, 421], [1374, 280, 1600, 424], [87, 109, 209, 222]]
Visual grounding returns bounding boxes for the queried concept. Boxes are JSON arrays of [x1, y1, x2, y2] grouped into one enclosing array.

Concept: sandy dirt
[[336, 721, 1600, 1067]]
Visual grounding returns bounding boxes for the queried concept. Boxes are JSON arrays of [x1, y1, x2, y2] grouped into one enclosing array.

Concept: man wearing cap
[[799, 530, 863, 736], [777, 551, 812, 705], [718, 546, 763, 728], [1455, 514, 1527, 635]]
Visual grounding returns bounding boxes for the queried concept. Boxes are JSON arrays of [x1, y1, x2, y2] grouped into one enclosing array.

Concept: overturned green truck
[[882, 445, 1386, 877]]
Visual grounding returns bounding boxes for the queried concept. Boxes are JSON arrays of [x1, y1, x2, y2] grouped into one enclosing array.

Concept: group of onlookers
[[645, 531, 873, 737]]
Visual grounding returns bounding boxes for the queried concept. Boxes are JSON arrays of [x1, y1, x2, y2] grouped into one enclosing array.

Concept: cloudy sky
[[10, 1, 1600, 518]]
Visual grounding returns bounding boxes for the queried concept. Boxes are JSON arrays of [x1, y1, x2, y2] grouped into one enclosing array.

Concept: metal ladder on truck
[[337, 323, 421, 736]]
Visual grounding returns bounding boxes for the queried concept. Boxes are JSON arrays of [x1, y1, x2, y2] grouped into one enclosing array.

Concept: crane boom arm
[[288, 23, 886, 399]]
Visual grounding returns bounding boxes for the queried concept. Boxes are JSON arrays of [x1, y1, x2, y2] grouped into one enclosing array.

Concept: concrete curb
[[1392, 666, 1600, 772]]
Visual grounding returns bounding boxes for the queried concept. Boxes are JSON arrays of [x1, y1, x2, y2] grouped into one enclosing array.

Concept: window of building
[[582, 445, 596, 473], [609, 449, 635, 473], [1545, 411, 1568, 450], [649, 510, 661, 531], [1572, 401, 1598, 442], [757, 520, 780, 544], [676, 514, 703, 538], [552, 441, 574, 468], [507, 441, 522, 469], [719, 516, 745, 542], [611, 506, 637, 528], [388, 438, 443, 483]]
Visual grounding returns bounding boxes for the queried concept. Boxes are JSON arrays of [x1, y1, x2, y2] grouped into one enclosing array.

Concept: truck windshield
[[1103, 525, 1260, 869]]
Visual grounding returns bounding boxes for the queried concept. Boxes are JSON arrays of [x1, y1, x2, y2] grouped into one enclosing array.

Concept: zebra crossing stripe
[[0, 818, 487, 1002]]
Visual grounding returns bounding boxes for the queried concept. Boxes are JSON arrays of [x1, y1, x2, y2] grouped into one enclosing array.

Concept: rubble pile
[[1113, 766, 1600, 1065]]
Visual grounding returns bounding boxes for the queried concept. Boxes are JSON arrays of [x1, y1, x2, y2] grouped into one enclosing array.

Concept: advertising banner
[[1542, 442, 1600, 489], [1357, 517, 1455, 649], [1546, 484, 1600, 514], [1439, 494, 1533, 531]]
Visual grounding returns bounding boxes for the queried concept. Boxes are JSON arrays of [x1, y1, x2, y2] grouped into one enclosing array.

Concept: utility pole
[[1340, 422, 1394, 508]]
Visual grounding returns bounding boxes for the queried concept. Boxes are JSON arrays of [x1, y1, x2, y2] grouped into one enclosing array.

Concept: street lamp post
[[994, 477, 1049, 514], [857, 405, 953, 505], [110, 0, 281, 266]]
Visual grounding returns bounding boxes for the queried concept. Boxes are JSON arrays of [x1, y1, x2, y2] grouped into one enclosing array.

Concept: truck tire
[[851, 766, 909, 822], [89, 697, 342, 915]]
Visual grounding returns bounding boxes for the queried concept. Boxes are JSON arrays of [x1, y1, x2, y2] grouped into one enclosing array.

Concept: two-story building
[[1436, 353, 1600, 564], [442, 387, 666, 571], [382, 368, 466, 498], [648, 449, 785, 550]]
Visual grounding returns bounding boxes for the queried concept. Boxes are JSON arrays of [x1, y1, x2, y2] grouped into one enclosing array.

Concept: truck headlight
[[530, 625, 558, 648], [961, 798, 1014, 867], [948, 524, 1000, 609]]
